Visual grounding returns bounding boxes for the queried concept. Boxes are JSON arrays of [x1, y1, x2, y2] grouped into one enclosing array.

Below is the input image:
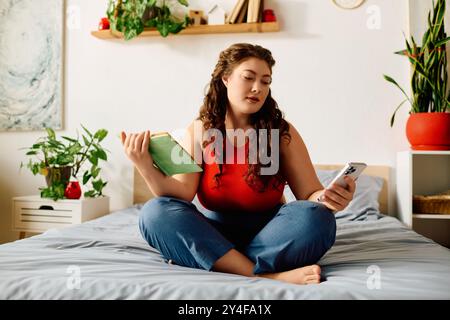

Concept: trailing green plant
[[384, 0, 450, 127], [20, 125, 109, 201], [107, 0, 190, 40]]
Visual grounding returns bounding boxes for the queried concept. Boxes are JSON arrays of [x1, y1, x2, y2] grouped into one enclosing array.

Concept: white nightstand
[[12, 195, 110, 239], [396, 151, 450, 247]]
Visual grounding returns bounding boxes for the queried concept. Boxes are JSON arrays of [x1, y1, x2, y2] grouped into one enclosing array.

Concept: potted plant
[[384, 0, 450, 150], [107, 0, 191, 40], [21, 125, 109, 201]]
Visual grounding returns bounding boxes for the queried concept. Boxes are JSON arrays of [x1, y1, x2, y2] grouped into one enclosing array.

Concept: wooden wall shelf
[[91, 22, 280, 40]]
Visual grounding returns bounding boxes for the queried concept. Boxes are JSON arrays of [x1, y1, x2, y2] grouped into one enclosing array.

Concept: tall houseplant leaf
[[384, 0, 450, 126]]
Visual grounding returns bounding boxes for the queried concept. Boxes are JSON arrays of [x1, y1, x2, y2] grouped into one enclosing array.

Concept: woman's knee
[[139, 196, 192, 237], [285, 200, 336, 248]]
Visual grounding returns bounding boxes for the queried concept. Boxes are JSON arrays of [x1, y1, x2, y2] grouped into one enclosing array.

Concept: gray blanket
[[1, 205, 449, 299]]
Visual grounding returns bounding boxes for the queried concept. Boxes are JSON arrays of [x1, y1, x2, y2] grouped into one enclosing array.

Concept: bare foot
[[257, 264, 321, 285]]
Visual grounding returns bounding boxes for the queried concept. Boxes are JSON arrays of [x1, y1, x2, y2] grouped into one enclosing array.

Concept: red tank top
[[197, 137, 285, 214]]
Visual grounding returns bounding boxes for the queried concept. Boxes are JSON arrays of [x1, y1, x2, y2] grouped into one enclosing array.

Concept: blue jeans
[[139, 196, 336, 274]]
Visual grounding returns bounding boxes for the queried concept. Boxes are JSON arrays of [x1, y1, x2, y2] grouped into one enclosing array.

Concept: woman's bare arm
[[279, 122, 355, 212], [279, 122, 324, 202]]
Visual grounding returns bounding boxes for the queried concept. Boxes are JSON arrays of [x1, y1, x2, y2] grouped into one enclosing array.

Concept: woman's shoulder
[[284, 119, 306, 137], [283, 119, 295, 132], [279, 120, 305, 154], [187, 119, 204, 133]]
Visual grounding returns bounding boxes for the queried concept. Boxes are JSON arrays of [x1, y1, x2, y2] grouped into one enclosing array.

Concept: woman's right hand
[[121, 131, 154, 172]]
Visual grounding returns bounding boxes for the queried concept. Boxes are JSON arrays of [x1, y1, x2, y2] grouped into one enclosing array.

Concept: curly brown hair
[[198, 43, 291, 192]]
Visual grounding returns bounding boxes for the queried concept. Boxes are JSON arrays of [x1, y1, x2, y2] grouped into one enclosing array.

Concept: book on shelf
[[247, 0, 262, 23], [227, 0, 265, 24], [236, 0, 249, 23], [257, 0, 264, 22], [246, 0, 253, 23], [227, 0, 247, 24], [149, 132, 203, 176]]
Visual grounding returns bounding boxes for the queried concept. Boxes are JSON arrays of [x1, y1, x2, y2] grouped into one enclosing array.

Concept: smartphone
[[325, 162, 367, 189]]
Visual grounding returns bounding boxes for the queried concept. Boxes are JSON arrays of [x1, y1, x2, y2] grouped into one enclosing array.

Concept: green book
[[149, 132, 203, 176]]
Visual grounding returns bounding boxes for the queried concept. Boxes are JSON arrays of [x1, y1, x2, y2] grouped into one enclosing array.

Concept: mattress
[[0, 204, 449, 299]]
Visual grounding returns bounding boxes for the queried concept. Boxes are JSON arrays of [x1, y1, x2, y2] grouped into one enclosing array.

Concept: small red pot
[[406, 112, 450, 150], [65, 181, 82, 199], [263, 9, 276, 22], [98, 17, 110, 30]]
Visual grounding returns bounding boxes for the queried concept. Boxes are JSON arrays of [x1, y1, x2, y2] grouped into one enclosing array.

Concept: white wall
[[409, 0, 433, 41], [0, 0, 413, 243]]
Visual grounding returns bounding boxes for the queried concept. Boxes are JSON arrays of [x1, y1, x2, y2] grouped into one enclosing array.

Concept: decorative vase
[[406, 112, 450, 150], [45, 166, 72, 187], [64, 181, 82, 199], [263, 9, 276, 22]]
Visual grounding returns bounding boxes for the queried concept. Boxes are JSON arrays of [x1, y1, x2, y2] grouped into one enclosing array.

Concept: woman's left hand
[[319, 176, 356, 212]]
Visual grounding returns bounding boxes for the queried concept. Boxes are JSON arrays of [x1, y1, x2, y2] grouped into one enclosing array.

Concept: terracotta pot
[[406, 112, 450, 150], [45, 166, 72, 187]]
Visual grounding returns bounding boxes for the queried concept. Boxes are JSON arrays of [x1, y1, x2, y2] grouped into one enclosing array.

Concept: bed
[[0, 165, 449, 299]]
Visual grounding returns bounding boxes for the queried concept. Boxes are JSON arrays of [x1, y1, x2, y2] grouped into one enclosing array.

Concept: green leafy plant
[[107, 0, 190, 40], [384, 0, 450, 127], [20, 126, 109, 201]]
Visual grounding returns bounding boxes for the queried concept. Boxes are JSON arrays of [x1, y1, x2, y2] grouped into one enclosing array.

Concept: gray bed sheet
[[1, 204, 449, 299]]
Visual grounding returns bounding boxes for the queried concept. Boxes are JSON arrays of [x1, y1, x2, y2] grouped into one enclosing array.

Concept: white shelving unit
[[397, 151, 450, 247]]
